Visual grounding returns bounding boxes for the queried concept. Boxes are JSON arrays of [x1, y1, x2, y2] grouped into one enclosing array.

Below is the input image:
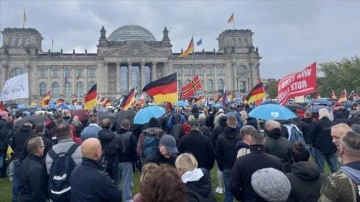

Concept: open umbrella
[[175, 100, 188, 107], [134, 106, 166, 124], [249, 104, 297, 120], [71, 109, 89, 126], [15, 114, 49, 127], [284, 104, 305, 111], [114, 110, 137, 130], [307, 105, 330, 114], [97, 111, 116, 125], [308, 99, 332, 107]]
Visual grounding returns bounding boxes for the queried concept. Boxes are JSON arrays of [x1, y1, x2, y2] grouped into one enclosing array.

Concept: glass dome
[[108, 25, 156, 42]]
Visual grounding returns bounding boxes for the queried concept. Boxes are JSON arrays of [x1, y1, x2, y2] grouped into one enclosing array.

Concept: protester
[[70, 138, 122, 202], [178, 119, 215, 171], [236, 125, 256, 158], [286, 141, 325, 202], [137, 117, 164, 160], [0, 115, 12, 178], [198, 113, 212, 138], [331, 123, 352, 148], [264, 120, 293, 172], [18, 136, 47, 202], [140, 164, 187, 202], [133, 163, 159, 202], [308, 108, 337, 173], [240, 110, 259, 130], [319, 131, 360, 201], [215, 115, 239, 202], [213, 108, 225, 128], [230, 130, 285, 201], [297, 111, 313, 147], [115, 119, 137, 202], [175, 153, 215, 202], [10, 120, 34, 202], [144, 134, 178, 166], [81, 114, 101, 141]]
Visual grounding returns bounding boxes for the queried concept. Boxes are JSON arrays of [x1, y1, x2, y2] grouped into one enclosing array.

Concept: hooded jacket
[[10, 125, 34, 159], [137, 127, 164, 158], [143, 149, 176, 167], [170, 113, 184, 144], [286, 161, 325, 202], [183, 168, 216, 202], [265, 128, 293, 172], [308, 117, 337, 155], [215, 126, 239, 171], [298, 118, 313, 144], [212, 116, 227, 147]]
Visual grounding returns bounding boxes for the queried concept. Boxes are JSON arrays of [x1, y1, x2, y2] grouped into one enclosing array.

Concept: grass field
[[0, 165, 226, 202]]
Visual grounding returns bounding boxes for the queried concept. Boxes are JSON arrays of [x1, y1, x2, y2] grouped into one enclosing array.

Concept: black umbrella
[[114, 110, 136, 130], [15, 114, 49, 127], [307, 105, 330, 114], [284, 104, 305, 111], [97, 111, 116, 125]]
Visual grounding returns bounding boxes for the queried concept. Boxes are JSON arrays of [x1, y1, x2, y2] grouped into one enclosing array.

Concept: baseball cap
[[159, 135, 178, 154]]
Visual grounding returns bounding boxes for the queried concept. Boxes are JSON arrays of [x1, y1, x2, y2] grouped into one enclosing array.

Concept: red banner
[[278, 62, 317, 105]]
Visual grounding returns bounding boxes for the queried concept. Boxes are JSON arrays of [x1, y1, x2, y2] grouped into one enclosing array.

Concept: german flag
[[330, 89, 337, 99], [98, 98, 105, 105], [244, 82, 266, 103], [228, 13, 234, 24], [193, 96, 205, 104], [120, 88, 136, 110], [181, 75, 202, 99], [179, 38, 194, 58], [142, 73, 177, 104], [103, 99, 112, 107], [338, 89, 347, 102], [41, 91, 51, 107], [84, 84, 97, 110], [216, 94, 223, 103], [57, 99, 65, 106]]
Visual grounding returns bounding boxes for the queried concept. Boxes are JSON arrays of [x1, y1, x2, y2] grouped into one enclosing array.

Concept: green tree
[[264, 79, 279, 99], [319, 56, 360, 97]]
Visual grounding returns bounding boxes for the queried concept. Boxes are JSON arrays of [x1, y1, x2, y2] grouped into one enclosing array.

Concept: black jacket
[[298, 118, 313, 144], [70, 157, 122, 202], [20, 133, 52, 161], [199, 121, 212, 139], [170, 113, 184, 144], [308, 117, 337, 155], [178, 130, 215, 170], [215, 127, 239, 171], [185, 169, 216, 202], [0, 120, 11, 152], [18, 154, 47, 202], [244, 117, 259, 130], [10, 125, 34, 159], [229, 144, 285, 202], [143, 149, 176, 167], [211, 116, 227, 147], [115, 128, 138, 163], [265, 128, 293, 172], [286, 161, 325, 202]]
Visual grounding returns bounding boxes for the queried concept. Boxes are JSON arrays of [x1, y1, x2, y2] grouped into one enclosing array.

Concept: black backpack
[[117, 131, 132, 154], [48, 143, 80, 202], [100, 136, 121, 182]]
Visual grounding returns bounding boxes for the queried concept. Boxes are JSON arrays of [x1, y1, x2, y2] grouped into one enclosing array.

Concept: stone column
[[33, 65, 39, 98], [140, 62, 145, 89], [151, 62, 156, 81], [214, 64, 218, 92], [97, 62, 105, 94], [60, 67, 64, 96], [72, 66, 76, 96], [181, 65, 184, 87], [0, 64, 6, 90], [128, 62, 132, 90], [47, 67, 51, 93], [116, 62, 120, 93], [104, 63, 109, 94]]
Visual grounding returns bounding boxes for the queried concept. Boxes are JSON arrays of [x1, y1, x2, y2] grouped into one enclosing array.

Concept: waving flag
[[228, 13, 234, 23], [348, 90, 357, 100], [120, 87, 137, 110], [338, 89, 347, 102], [41, 91, 51, 107], [196, 39, 202, 46], [84, 84, 97, 110], [142, 73, 177, 104], [330, 89, 337, 99], [181, 75, 202, 99], [179, 38, 194, 58]]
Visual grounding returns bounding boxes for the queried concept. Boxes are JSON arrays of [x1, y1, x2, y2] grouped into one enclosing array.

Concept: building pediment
[[103, 42, 169, 58]]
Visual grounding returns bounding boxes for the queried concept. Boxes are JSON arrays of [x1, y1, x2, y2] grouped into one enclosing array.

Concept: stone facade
[[0, 25, 261, 103]]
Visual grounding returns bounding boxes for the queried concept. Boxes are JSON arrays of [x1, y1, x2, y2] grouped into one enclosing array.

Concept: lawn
[[0, 166, 226, 202]]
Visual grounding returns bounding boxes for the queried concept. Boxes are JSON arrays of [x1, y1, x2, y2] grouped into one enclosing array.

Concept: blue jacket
[[70, 157, 122, 202], [81, 124, 102, 141], [226, 110, 243, 129]]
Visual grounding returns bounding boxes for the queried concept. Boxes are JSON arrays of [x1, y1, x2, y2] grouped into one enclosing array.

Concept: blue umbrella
[[175, 100, 188, 107], [134, 106, 166, 124], [249, 104, 297, 120]]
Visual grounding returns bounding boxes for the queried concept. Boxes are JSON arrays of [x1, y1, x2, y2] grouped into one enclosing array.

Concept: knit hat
[[251, 168, 291, 202], [198, 113, 206, 120]]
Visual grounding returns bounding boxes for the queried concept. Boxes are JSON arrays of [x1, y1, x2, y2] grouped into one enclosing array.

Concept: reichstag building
[[0, 25, 261, 103]]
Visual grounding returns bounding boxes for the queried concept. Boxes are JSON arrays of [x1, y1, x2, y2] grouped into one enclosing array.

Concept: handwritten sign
[[0, 73, 29, 101]]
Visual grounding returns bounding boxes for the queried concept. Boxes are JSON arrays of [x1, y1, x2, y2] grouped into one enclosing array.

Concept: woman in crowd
[[141, 164, 187, 202], [133, 163, 159, 202]]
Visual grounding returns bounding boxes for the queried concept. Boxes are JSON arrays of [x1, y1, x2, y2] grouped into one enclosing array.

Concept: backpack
[[100, 136, 121, 181], [284, 124, 305, 144], [117, 131, 132, 154], [48, 143, 80, 202], [142, 134, 160, 160]]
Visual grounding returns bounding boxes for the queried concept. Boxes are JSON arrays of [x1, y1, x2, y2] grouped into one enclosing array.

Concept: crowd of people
[[0, 102, 359, 202]]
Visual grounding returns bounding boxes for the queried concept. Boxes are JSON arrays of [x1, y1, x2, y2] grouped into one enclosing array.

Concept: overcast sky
[[1, 0, 359, 79]]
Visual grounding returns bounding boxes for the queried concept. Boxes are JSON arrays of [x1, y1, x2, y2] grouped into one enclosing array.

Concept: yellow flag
[[6, 145, 13, 161]]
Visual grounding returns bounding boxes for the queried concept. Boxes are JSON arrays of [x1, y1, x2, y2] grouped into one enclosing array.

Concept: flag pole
[[233, 13, 235, 29]]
